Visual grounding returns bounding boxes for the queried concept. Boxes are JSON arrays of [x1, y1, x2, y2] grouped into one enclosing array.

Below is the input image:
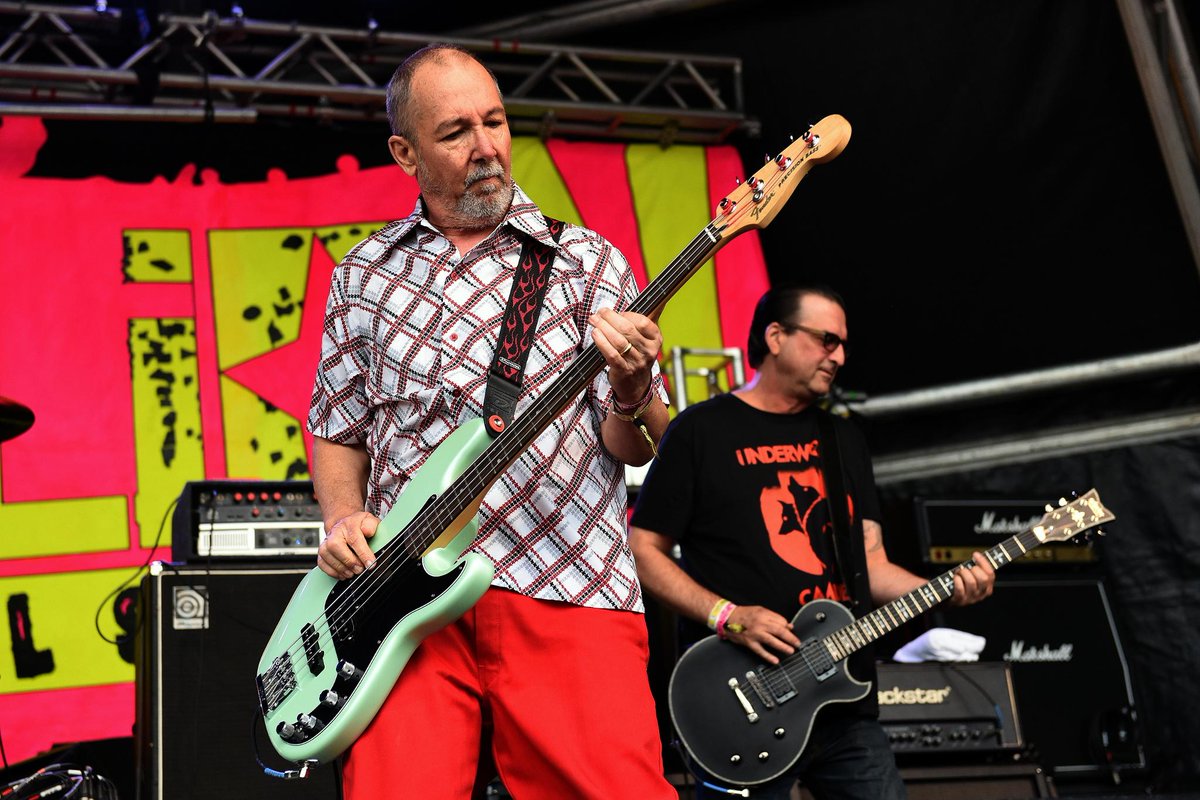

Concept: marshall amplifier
[[914, 497, 1097, 567], [934, 578, 1144, 778], [171, 479, 325, 563], [877, 662, 1023, 757]]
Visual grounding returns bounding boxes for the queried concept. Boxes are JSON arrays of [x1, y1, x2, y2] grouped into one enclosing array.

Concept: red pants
[[342, 588, 677, 799]]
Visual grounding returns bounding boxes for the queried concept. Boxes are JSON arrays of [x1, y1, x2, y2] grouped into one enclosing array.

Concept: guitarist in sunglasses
[[630, 285, 996, 799]]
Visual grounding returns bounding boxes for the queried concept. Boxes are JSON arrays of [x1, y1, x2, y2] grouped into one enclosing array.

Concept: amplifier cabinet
[[933, 578, 1144, 778], [134, 563, 341, 800], [877, 662, 1022, 756]]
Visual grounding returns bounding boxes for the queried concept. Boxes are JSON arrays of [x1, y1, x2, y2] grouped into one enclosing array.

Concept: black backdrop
[[12, 0, 1200, 791]]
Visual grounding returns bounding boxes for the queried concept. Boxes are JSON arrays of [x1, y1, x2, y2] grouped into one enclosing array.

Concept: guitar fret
[[984, 550, 999, 569], [884, 605, 900, 628], [1014, 536, 1027, 554], [919, 585, 938, 607], [827, 636, 845, 661]]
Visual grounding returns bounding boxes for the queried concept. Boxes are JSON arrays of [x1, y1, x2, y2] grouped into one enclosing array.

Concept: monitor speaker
[[933, 577, 1144, 778], [134, 563, 341, 800]]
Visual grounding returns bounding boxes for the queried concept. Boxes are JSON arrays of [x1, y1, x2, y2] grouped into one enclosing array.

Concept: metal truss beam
[[1115, 0, 1200, 277], [847, 341, 1200, 483], [0, 2, 752, 143]]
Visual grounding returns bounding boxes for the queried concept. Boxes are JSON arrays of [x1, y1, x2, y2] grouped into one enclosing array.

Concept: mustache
[[465, 161, 505, 188]]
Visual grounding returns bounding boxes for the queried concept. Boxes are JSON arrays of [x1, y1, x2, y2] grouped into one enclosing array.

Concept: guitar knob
[[296, 713, 325, 734], [774, 728, 786, 738], [729, 754, 741, 764], [758, 751, 770, 761], [276, 720, 305, 744], [816, 612, 826, 622], [337, 659, 364, 683], [320, 689, 346, 708]]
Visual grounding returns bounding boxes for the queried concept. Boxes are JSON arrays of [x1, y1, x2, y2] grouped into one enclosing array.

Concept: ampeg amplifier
[[914, 497, 1097, 567], [171, 479, 325, 563], [877, 662, 1023, 757]]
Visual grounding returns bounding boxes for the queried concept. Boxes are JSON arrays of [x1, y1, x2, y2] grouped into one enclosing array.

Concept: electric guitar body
[[255, 420, 495, 763], [670, 599, 868, 787]]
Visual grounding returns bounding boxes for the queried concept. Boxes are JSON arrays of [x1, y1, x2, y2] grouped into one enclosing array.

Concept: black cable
[[92, 496, 177, 646], [0, 723, 9, 770]]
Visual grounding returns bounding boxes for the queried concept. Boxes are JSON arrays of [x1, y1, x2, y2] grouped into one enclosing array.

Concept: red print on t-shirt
[[759, 468, 831, 574]]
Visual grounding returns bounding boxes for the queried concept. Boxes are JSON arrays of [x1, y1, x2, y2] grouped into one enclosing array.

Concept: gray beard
[[418, 159, 513, 229]]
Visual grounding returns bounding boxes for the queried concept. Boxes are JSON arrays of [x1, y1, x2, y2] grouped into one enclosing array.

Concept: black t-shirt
[[631, 393, 883, 715]]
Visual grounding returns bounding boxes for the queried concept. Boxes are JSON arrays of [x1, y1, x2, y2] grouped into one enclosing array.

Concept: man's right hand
[[723, 604, 802, 665], [317, 511, 380, 579]]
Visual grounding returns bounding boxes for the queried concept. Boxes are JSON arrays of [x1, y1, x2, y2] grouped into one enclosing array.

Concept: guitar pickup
[[301, 623, 325, 675], [800, 642, 836, 682]]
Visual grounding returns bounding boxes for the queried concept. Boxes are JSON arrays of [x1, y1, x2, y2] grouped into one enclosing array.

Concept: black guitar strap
[[816, 409, 871, 613], [482, 217, 565, 438]]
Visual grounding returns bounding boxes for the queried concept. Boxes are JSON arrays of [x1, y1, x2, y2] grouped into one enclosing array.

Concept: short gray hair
[[385, 44, 500, 141]]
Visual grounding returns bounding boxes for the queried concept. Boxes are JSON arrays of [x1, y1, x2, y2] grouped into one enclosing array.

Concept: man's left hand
[[948, 551, 996, 606], [589, 307, 662, 404]]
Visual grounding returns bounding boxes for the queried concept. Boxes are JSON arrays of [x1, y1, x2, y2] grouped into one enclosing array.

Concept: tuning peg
[[734, 177, 742, 186], [1095, 528, 1107, 537], [1058, 497, 1068, 506], [776, 154, 792, 170], [764, 153, 772, 164], [1045, 504, 1054, 512]]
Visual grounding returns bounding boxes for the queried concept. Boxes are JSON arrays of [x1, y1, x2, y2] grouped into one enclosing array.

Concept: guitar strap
[[482, 216, 565, 438], [816, 409, 871, 613]]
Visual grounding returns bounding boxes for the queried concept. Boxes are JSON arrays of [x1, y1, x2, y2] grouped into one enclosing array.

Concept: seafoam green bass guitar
[[255, 115, 853, 766]]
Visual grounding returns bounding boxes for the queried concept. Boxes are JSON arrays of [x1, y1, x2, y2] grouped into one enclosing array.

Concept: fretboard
[[818, 526, 1047, 663]]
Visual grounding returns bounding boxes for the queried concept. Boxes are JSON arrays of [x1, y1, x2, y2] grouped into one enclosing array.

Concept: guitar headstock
[[1031, 489, 1115, 543], [714, 114, 852, 238]]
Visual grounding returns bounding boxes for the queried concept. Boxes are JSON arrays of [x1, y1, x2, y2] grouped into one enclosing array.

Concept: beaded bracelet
[[610, 382, 659, 457], [611, 381, 655, 419]]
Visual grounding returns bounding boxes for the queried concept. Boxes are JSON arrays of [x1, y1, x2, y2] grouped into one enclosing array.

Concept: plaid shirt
[[308, 184, 662, 611]]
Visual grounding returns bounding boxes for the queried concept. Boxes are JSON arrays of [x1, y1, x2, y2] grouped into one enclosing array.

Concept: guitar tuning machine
[[776, 154, 791, 170]]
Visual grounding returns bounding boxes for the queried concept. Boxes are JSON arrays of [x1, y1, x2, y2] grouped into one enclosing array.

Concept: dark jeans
[[690, 715, 906, 800]]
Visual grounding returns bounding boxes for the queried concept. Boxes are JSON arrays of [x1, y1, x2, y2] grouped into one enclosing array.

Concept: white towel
[[893, 627, 987, 663]]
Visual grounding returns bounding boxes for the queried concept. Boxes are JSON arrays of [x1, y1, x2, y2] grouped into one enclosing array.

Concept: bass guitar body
[[668, 599, 870, 787], [256, 419, 497, 764]]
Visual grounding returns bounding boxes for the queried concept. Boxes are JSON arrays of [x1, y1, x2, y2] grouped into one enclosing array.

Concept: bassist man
[[309, 44, 675, 799], [629, 285, 996, 799]]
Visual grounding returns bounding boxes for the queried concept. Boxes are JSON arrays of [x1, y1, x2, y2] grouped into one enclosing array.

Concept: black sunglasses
[[781, 323, 849, 356]]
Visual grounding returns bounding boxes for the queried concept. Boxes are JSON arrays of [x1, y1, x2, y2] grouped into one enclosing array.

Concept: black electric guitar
[[669, 489, 1115, 787], [256, 116, 853, 766]]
